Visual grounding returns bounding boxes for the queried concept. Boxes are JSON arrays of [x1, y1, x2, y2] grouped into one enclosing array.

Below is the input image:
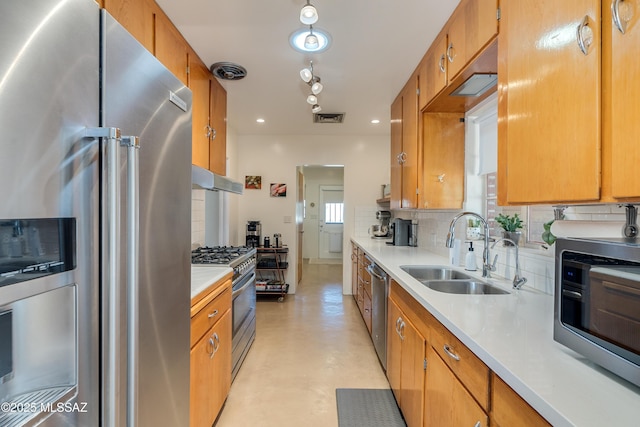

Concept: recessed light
[[256, 118, 265, 123], [289, 27, 331, 53], [371, 119, 380, 124]]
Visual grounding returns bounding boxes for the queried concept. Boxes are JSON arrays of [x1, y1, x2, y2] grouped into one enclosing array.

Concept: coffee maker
[[388, 218, 412, 246], [246, 221, 261, 247]]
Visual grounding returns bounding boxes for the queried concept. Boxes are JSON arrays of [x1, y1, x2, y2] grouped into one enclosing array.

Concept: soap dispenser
[[465, 241, 477, 271]]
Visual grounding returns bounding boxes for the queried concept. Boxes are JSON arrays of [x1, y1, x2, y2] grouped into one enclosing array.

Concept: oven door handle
[[562, 289, 583, 300], [233, 271, 256, 297]]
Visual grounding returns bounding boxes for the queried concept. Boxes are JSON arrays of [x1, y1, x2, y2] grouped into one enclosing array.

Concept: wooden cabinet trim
[[191, 272, 233, 310]]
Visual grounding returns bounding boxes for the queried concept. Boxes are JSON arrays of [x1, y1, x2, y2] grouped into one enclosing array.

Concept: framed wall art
[[245, 175, 262, 189], [270, 183, 287, 197]]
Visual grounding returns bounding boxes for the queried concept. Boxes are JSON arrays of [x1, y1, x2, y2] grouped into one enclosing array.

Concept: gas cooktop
[[191, 246, 256, 267]]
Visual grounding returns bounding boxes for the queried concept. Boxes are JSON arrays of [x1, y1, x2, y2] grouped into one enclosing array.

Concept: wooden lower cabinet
[[491, 373, 551, 427], [190, 276, 232, 427], [190, 309, 231, 427], [387, 295, 426, 427], [425, 346, 488, 427], [385, 278, 548, 427]]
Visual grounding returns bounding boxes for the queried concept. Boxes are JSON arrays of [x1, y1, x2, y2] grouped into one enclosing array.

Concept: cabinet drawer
[[491, 373, 551, 427], [430, 321, 490, 410], [191, 286, 231, 348]]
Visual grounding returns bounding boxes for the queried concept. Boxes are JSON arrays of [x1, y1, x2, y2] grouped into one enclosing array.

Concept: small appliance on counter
[[388, 218, 412, 246], [369, 210, 392, 239], [246, 221, 261, 247]]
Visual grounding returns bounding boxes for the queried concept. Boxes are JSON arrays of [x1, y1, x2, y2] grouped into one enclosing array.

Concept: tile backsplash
[[355, 204, 632, 296], [192, 189, 205, 249]]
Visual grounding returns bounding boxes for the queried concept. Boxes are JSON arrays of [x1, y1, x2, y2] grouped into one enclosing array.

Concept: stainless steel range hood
[[192, 164, 243, 194]]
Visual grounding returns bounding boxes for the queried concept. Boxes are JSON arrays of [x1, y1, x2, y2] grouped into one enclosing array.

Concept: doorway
[[299, 165, 344, 264]]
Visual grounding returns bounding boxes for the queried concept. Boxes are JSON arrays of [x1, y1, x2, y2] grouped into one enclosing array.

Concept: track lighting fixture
[[304, 26, 319, 50], [299, 61, 324, 113]]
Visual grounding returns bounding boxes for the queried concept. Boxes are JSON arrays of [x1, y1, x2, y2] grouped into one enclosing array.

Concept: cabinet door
[[401, 77, 419, 209], [399, 314, 426, 427], [190, 55, 212, 169], [425, 346, 488, 427], [209, 77, 227, 176], [190, 309, 232, 427], [155, 8, 189, 85], [419, 31, 448, 110], [387, 298, 403, 403], [421, 112, 465, 209], [103, 0, 155, 52], [390, 94, 403, 210], [498, 0, 601, 204], [464, 0, 499, 64], [446, 3, 467, 81], [609, 0, 640, 198], [351, 245, 358, 296]]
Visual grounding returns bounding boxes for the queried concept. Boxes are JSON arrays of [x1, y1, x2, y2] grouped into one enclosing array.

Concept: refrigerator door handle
[[85, 127, 123, 426], [122, 135, 140, 427]]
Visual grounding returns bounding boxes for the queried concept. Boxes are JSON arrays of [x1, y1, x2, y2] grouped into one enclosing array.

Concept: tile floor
[[214, 262, 390, 427]]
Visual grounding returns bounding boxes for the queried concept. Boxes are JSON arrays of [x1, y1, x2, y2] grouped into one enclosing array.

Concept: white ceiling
[[155, 0, 461, 136]]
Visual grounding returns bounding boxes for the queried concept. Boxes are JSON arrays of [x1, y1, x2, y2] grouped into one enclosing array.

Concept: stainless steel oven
[[555, 237, 640, 387], [192, 246, 256, 380]]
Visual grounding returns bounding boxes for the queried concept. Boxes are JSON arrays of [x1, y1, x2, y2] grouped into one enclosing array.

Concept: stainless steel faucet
[[445, 212, 494, 278], [491, 238, 528, 290]]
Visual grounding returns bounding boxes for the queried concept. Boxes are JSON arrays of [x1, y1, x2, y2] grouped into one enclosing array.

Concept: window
[[325, 203, 344, 224]]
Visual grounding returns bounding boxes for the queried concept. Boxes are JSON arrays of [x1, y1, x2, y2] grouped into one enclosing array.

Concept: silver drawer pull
[[443, 344, 460, 361], [208, 309, 219, 319]]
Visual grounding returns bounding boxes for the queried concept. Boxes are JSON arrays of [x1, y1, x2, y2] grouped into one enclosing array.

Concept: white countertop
[[191, 266, 233, 300], [352, 237, 640, 427]]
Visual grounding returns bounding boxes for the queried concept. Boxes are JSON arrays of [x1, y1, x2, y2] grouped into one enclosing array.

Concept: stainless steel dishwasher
[[367, 261, 389, 370]]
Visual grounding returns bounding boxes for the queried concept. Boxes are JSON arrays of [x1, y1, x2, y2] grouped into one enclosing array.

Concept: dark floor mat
[[336, 388, 406, 427]]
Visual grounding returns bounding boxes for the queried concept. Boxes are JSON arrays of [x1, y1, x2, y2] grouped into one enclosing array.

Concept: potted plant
[[495, 213, 524, 246]]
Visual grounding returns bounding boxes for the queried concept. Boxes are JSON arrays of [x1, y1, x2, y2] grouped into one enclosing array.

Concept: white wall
[[235, 134, 389, 293]]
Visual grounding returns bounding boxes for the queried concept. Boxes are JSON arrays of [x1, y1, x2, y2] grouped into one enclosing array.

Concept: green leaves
[[495, 213, 524, 232]]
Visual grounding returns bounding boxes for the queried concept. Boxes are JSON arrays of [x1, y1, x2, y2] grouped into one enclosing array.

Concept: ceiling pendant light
[[300, 66, 313, 83], [300, 1, 318, 25], [311, 104, 322, 113], [306, 94, 318, 105], [304, 26, 319, 50]]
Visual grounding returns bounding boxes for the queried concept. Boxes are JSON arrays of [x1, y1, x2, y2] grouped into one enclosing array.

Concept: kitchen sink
[[399, 265, 509, 295], [425, 280, 509, 295], [400, 265, 472, 281]]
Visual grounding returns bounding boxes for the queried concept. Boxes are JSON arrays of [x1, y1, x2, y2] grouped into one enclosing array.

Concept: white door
[[318, 185, 344, 259]]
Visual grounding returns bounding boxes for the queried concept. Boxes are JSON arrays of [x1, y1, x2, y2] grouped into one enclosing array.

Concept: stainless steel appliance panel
[[102, 11, 192, 427], [0, 0, 100, 425], [368, 262, 388, 370]]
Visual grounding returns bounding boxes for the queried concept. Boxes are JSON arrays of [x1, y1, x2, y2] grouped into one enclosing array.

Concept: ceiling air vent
[[210, 62, 247, 80], [313, 113, 345, 124]]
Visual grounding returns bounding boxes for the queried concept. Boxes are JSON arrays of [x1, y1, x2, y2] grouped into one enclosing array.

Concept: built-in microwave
[[555, 237, 640, 387]]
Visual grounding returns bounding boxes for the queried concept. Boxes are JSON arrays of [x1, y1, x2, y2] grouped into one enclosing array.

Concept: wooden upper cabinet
[[190, 54, 212, 169], [419, 31, 448, 111], [497, 0, 601, 204], [209, 77, 227, 176], [103, 0, 155, 52], [420, 112, 465, 209], [607, 0, 640, 200], [401, 75, 419, 209], [155, 8, 189, 85], [390, 93, 403, 210], [446, 4, 467, 81], [464, 0, 500, 67]]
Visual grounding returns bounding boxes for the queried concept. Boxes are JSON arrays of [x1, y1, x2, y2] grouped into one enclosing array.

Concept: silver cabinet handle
[[474, 422, 481, 427], [446, 42, 455, 63], [399, 151, 407, 163], [211, 127, 217, 140], [399, 321, 406, 341], [208, 337, 215, 357], [443, 344, 461, 361], [439, 53, 446, 73], [210, 332, 220, 359], [612, 0, 630, 34], [576, 15, 594, 55], [205, 124, 212, 139], [208, 309, 219, 319]]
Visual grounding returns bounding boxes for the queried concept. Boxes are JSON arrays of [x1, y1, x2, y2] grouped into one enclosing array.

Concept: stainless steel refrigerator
[[0, 1, 192, 426]]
